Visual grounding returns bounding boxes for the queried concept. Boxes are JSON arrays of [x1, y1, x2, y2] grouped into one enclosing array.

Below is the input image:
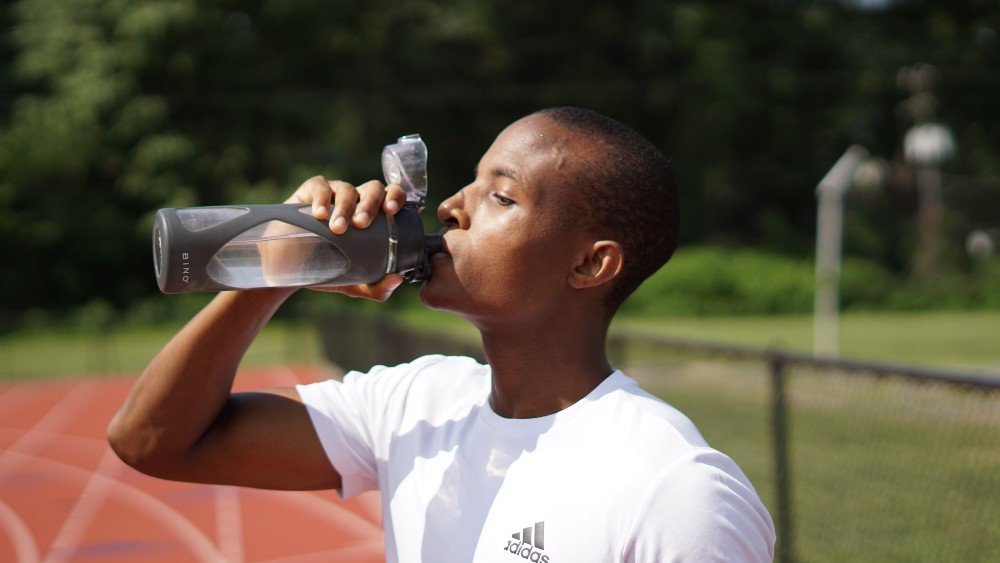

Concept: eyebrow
[[474, 164, 523, 184]]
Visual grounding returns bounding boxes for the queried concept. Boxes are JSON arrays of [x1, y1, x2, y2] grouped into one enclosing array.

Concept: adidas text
[[503, 521, 549, 562]]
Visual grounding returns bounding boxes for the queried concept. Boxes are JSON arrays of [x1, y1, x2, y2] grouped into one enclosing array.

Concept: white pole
[[904, 123, 955, 278], [814, 145, 869, 356]]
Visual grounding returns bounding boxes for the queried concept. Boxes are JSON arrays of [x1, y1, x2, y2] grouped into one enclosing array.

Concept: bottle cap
[[382, 134, 428, 208]]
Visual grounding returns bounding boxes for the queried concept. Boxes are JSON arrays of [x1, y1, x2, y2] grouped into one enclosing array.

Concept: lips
[[436, 228, 453, 257], [430, 234, 454, 272]]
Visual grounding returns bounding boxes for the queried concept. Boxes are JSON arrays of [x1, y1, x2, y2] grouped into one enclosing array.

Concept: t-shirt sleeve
[[295, 355, 445, 498], [622, 449, 776, 562]]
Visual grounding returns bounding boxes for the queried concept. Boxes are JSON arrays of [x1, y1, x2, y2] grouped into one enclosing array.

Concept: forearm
[[108, 289, 295, 470], [108, 176, 402, 484]]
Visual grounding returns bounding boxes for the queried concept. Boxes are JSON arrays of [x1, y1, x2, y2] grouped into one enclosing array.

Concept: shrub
[[622, 247, 814, 316], [622, 246, 900, 316]]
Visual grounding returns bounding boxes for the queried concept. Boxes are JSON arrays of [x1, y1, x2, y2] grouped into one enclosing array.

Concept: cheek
[[463, 223, 569, 300], [422, 206, 577, 316]]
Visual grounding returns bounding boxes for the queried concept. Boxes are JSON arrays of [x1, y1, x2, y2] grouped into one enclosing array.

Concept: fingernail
[[386, 200, 400, 213], [332, 217, 348, 231], [354, 211, 370, 224]]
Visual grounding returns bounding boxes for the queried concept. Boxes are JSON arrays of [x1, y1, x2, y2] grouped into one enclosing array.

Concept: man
[[109, 107, 775, 561]]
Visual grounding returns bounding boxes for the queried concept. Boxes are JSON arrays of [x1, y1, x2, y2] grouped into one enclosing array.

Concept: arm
[[107, 177, 406, 490]]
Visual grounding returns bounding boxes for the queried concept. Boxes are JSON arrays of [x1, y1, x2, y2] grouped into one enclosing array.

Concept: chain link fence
[[612, 333, 1000, 562], [317, 313, 1000, 562]]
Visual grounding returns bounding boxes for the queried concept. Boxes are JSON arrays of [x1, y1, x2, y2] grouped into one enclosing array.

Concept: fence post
[[770, 357, 794, 562]]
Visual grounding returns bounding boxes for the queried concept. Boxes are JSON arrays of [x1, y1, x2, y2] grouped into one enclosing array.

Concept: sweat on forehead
[[491, 116, 594, 182], [499, 115, 576, 152]]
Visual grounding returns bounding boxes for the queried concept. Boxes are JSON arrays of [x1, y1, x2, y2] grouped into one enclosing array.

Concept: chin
[[418, 278, 484, 323], [418, 278, 455, 312]]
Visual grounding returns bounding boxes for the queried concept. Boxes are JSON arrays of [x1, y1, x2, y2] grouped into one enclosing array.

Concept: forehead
[[480, 115, 594, 191]]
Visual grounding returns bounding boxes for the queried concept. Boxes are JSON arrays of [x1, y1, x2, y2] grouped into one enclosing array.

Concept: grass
[[0, 321, 324, 379], [396, 307, 479, 340], [613, 310, 1000, 370], [5, 308, 995, 378], [396, 308, 1000, 370]]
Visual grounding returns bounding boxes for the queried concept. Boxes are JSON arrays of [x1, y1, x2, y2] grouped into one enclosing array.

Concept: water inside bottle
[[206, 220, 349, 288]]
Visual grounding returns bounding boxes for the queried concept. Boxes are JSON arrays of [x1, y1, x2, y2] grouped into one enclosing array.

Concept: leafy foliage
[[0, 0, 997, 316], [623, 246, 997, 316]]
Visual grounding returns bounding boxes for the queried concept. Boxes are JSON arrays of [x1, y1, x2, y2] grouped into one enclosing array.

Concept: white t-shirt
[[297, 355, 775, 562]]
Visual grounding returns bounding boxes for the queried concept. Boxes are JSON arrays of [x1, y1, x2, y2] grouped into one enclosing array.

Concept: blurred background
[[0, 0, 997, 561]]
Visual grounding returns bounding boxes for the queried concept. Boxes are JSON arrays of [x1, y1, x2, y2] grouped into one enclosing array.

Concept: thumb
[[307, 274, 404, 301], [368, 274, 405, 302]]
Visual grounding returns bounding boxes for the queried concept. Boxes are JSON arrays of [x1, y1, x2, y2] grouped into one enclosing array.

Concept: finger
[[383, 183, 406, 215], [308, 178, 333, 220], [353, 180, 387, 228], [367, 274, 405, 302], [286, 176, 330, 209], [310, 274, 404, 301], [338, 274, 404, 301], [328, 180, 359, 234]]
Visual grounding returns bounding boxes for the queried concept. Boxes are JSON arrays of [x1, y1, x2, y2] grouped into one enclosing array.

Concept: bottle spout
[[424, 234, 444, 257], [403, 234, 444, 284]]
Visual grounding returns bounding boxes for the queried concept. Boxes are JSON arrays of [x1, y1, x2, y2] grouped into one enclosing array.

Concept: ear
[[568, 240, 623, 290]]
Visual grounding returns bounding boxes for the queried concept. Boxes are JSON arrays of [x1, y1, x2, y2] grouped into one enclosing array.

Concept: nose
[[437, 190, 470, 230]]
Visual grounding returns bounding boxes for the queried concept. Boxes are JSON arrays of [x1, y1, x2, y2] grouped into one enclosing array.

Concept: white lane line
[[0, 382, 30, 411], [214, 485, 243, 563], [42, 449, 119, 563], [2, 446, 226, 562], [262, 366, 381, 537], [255, 539, 383, 563], [247, 488, 382, 538], [0, 380, 382, 552], [0, 427, 104, 448], [0, 383, 93, 479], [0, 380, 94, 563], [0, 498, 40, 563]]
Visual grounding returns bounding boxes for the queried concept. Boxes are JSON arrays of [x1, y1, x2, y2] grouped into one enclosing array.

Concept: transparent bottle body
[[177, 207, 249, 231], [205, 219, 350, 288]]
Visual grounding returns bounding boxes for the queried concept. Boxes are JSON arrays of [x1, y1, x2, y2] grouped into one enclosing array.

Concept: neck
[[477, 311, 613, 419]]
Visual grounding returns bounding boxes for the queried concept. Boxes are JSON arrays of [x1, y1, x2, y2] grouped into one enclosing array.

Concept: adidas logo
[[502, 521, 550, 562]]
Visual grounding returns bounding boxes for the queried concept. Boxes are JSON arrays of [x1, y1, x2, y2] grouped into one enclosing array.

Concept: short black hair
[[534, 107, 680, 314]]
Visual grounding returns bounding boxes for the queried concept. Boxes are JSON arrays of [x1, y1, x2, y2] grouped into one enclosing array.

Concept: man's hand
[[107, 175, 408, 490], [283, 175, 407, 301]]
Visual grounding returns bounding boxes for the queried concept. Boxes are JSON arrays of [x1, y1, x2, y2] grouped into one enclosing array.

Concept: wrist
[[216, 288, 297, 313]]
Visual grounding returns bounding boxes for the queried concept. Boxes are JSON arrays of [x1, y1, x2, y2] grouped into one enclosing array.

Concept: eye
[[492, 193, 515, 207]]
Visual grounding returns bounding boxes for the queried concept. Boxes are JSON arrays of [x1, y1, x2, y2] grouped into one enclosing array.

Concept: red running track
[[0, 365, 384, 562]]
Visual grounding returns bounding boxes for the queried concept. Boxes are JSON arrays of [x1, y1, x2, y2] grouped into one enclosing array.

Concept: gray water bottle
[[152, 134, 442, 294]]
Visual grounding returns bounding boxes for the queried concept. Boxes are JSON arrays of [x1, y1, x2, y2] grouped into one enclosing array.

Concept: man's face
[[419, 115, 594, 326]]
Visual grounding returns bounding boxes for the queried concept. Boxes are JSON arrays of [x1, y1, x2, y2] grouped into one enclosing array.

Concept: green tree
[[0, 0, 997, 318]]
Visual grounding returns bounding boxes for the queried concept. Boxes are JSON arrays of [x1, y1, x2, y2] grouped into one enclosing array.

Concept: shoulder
[[343, 354, 487, 397], [346, 354, 484, 381], [588, 373, 710, 461], [295, 354, 489, 461], [326, 354, 489, 423], [585, 375, 775, 560], [622, 448, 776, 562], [615, 377, 710, 446]]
